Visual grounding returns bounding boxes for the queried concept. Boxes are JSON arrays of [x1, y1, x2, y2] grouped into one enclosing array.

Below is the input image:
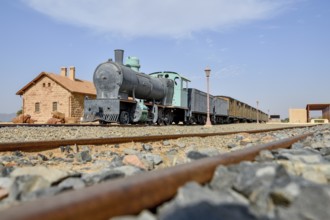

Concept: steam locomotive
[[83, 50, 268, 125]]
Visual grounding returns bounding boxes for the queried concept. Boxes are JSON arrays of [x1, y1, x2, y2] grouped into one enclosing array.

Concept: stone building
[[289, 108, 307, 123], [16, 67, 96, 123]]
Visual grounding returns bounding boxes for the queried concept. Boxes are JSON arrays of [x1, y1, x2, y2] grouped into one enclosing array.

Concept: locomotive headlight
[[95, 69, 110, 90], [93, 62, 123, 99]]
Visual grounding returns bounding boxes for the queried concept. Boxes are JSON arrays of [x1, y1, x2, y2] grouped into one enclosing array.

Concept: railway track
[[0, 122, 313, 128], [0, 129, 317, 220], [0, 122, 233, 128], [0, 123, 142, 128], [0, 125, 315, 152]]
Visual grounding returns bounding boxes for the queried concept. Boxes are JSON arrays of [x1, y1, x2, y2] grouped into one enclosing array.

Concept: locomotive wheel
[[184, 120, 191, 125], [157, 109, 164, 125], [202, 116, 206, 124], [197, 115, 205, 125], [164, 111, 173, 125], [157, 118, 164, 125], [119, 111, 130, 124]]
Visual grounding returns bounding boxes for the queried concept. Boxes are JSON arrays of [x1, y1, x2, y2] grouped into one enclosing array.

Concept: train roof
[[217, 95, 267, 114], [150, 71, 191, 82], [217, 95, 234, 100]]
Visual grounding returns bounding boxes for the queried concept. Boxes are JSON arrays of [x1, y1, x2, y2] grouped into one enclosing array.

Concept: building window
[[35, 102, 40, 112], [43, 83, 46, 87], [52, 102, 58, 111], [48, 83, 51, 87]]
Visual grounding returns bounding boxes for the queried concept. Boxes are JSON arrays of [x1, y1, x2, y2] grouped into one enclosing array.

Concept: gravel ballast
[[1, 123, 329, 218], [0, 123, 307, 143]]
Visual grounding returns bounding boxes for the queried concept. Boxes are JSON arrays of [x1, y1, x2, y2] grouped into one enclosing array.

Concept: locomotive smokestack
[[114, 49, 124, 65]]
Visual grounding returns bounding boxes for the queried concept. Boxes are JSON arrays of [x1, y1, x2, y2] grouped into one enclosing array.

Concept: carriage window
[[184, 80, 189, 89], [174, 77, 180, 86]]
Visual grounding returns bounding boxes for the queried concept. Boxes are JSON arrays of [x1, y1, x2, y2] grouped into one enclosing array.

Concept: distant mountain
[[0, 113, 16, 122]]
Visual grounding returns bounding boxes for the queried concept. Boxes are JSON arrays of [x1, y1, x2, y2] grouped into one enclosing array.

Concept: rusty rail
[[0, 126, 312, 151], [0, 132, 314, 220], [0, 123, 143, 128]]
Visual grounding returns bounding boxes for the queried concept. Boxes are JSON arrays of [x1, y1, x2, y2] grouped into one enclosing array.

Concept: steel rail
[[0, 123, 251, 128], [0, 132, 314, 220], [0, 123, 144, 128], [0, 126, 312, 152], [0, 123, 313, 128]]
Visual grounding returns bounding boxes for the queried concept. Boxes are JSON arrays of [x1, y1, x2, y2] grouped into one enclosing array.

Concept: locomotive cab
[[149, 71, 190, 108], [149, 71, 191, 124]]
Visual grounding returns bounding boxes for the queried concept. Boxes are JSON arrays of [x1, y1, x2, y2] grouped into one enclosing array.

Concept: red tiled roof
[[16, 72, 96, 96]]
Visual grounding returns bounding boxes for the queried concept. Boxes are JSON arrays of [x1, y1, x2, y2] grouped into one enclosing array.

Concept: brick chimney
[[69, 66, 75, 81], [60, 67, 67, 77]]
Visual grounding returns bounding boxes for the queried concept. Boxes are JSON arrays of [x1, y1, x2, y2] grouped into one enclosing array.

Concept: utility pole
[[204, 67, 212, 127], [256, 100, 259, 124]]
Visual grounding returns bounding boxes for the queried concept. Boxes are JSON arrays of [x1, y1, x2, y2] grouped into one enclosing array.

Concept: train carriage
[[216, 96, 268, 123], [187, 88, 228, 124]]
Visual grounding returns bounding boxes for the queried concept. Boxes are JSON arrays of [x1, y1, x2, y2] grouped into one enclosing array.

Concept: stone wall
[[22, 76, 71, 123], [69, 94, 93, 121]]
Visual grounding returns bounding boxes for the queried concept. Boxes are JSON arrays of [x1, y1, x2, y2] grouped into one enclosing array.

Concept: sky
[[0, 0, 329, 118]]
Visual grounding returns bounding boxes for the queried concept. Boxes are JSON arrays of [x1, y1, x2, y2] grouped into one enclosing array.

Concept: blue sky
[[0, 0, 329, 118]]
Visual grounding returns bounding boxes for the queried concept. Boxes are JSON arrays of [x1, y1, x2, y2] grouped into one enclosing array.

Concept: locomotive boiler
[[84, 50, 174, 124]]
